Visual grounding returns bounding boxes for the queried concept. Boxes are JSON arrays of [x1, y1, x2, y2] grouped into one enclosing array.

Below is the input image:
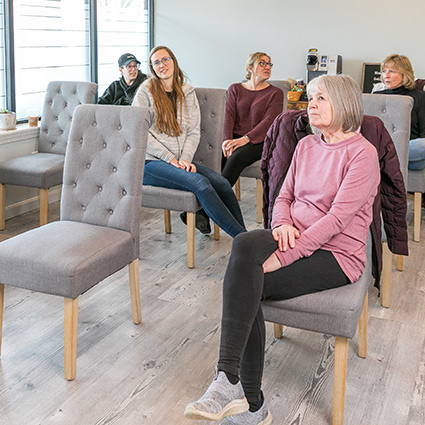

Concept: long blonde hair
[[147, 46, 185, 136]]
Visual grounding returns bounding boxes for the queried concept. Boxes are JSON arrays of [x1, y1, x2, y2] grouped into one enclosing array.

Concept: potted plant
[[0, 108, 16, 130]]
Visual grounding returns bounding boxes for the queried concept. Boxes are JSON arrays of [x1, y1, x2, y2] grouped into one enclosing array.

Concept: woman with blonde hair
[[184, 75, 380, 425], [133, 46, 246, 237], [221, 52, 284, 184], [194, 52, 284, 231], [374, 54, 425, 170]]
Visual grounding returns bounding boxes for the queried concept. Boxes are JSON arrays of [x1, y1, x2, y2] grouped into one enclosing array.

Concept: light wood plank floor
[[0, 179, 424, 425]]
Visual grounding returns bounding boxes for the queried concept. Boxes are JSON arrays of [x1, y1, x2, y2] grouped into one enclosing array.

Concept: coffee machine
[[306, 48, 342, 83]]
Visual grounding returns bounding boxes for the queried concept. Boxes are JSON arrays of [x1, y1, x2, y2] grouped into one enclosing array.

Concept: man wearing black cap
[[98, 53, 147, 105]]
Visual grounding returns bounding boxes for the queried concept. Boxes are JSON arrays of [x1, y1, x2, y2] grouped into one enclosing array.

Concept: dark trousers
[[221, 135, 264, 187], [217, 229, 350, 407]]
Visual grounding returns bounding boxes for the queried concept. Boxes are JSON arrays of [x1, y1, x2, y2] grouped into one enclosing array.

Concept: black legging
[[217, 229, 350, 408], [221, 134, 264, 187]]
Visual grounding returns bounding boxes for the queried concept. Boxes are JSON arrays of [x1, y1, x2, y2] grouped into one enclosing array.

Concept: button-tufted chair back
[[61, 104, 152, 258], [268, 80, 291, 110], [192, 88, 227, 174], [39, 81, 98, 155], [362, 94, 413, 186]]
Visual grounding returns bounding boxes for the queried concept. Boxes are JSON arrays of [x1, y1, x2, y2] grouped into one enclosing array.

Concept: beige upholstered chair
[[234, 80, 291, 223], [263, 233, 372, 425], [362, 94, 413, 308], [141, 88, 226, 268], [0, 104, 151, 380], [0, 81, 97, 230]]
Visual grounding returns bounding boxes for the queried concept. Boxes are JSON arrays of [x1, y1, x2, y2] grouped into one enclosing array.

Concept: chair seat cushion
[[0, 153, 64, 188], [142, 185, 201, 212], [240, 160, 261, 179], [262, 261, 371, 339], [0, 221, 134, 299]]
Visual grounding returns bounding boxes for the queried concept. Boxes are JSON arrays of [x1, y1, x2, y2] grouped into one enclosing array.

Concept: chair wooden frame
[[271, 293, 369, 425]]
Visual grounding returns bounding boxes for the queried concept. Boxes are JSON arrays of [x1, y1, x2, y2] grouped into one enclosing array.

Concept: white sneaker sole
[[184, 397, 249, 421], [261, 411, 273, 425]]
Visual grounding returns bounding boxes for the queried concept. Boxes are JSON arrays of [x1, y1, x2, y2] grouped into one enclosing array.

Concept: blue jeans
[[143, 160, 246, 237], [408, 138, 425, 171]]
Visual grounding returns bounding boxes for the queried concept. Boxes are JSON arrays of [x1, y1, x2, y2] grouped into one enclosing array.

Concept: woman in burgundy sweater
[[185, 75, 380, 425], [221, 52, 284, 186], [193, 52, 284, 234]]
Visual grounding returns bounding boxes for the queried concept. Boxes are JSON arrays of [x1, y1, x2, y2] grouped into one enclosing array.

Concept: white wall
[[153, 0, 425, 90]]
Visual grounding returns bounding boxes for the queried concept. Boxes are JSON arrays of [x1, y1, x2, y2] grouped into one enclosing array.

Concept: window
[[1, 0, 152, 121], [0, 0, 6, 109], [13, 0, 90, 119]]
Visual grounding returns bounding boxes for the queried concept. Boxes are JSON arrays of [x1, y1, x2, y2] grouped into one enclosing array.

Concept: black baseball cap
[[118, 53, 141, 68]]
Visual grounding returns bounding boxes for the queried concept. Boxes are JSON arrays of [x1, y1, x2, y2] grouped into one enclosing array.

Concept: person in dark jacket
[[374, 54, 425, 171], [98, 53, 147, 105]]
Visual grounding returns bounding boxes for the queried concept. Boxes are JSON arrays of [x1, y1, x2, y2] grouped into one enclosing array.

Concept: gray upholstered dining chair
[[0, 104, 151, 380], [141, 87, 227, 268], [234, 80, 291, 223], [0, 80, 98, 230], [407, 169, 425, 242], [262, 233, 373, 425], [362, 94, 413, 308]]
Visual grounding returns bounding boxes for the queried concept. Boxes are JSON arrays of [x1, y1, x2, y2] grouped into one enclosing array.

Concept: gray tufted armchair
[[234, 80, 291, 223], [141, 87, 227, 268], [0, 80, 98, 230], [0, 104, 151, 380]]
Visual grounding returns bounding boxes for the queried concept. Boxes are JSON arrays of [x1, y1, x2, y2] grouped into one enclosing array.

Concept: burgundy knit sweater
[[223, 83, 283, 143]]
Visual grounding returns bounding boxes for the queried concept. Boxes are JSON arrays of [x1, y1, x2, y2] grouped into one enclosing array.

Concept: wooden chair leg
[[0, 283, 4, 357], [396, 255, 404, 272], [381, 241, 391, 308], [333, 336, 348, 425], [0, 184, 5, 230], [64, 297, 78, 381], [413, 192, 421, 242], [213, 223, 220, 240], [256, 178, 263, 223], [273, 323, 283, 338], [128, 259, 141, 325], [187, 211, 195, 268], [358, 293, 368, 359], [234, 177, 241, 201], [164, 210, 171, 234], [39, 188, 49, 227]]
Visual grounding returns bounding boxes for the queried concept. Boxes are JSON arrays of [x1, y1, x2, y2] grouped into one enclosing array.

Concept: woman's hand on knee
[[222, 136, 249, 158], [170, 158, 196, 172], [263, 253, 282, 273], [272, 224, 300, 252]]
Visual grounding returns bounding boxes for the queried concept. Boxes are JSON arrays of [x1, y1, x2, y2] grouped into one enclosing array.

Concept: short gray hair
[[307, 75, 363, 134]]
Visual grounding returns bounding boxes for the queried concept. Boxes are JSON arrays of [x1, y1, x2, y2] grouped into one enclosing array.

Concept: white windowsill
[[0, 123, 40, 147]]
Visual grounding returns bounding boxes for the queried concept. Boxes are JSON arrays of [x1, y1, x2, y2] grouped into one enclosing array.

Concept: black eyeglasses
[[151, 57, 172, 68], [123, 63, 140, 70], [258, 61, 273, 68]]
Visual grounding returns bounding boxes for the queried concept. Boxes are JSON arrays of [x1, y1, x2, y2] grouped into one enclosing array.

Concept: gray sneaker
[[184, 369, 249, 421], [219, 401, 272, 425]]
